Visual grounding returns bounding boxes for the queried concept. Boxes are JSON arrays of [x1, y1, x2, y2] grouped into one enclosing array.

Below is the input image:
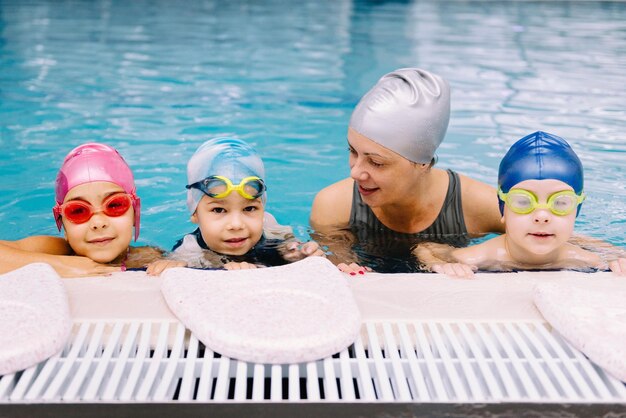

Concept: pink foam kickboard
[[533, 279, 626, 382], [161, 257, 361, 364], [0, 263, 72, 375]]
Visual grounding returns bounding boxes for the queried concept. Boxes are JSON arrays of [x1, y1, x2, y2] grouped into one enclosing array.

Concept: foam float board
[[0, 263, 72, 375], [162, 257, 361, 364], [533, 278, 626, 382]]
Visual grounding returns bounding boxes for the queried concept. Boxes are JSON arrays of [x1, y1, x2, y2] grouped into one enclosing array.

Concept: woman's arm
[[310, 178, 365, 271]]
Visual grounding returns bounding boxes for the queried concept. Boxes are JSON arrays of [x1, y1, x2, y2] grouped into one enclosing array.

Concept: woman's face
[[61, 181, 134, 263], [347, 128, 419, 207]]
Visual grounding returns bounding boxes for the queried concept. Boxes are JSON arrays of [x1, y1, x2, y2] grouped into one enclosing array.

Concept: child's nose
[[89, 212, 109, 229], [227, 213, 244, 229], [533, 209, 551, 223]]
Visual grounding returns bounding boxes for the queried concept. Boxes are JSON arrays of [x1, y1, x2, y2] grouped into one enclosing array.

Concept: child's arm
[[279, 240, 326, 262], [277, 239, 370, 273], [223, 261, 260, 270], [0, 237, 122, 277], [568, 235, 626, 275], [413, 242, 478, 279], [308, 229, 371, 274], [609, 258, 626, 275]]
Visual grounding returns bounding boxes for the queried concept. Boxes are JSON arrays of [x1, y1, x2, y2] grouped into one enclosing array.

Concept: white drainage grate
[[1, 320, 625, 403]]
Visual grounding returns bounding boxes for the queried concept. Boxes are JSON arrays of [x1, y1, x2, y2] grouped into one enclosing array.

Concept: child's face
[[62, 181, 134, 263], [192, 193, 265, 255], [503, 179, 577, 258]]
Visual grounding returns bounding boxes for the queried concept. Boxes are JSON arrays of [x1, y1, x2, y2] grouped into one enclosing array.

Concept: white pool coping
[[62, 270, 615, 322]]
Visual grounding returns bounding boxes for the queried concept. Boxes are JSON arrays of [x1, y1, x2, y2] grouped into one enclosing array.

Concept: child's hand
[[337, 262, 371, 276], [224, 261, 261, 270], [609, 258, 626, 276], [431, 263, 477, 279], [55, 256, 122, 277], [145, 259, 187, 276], [280, 241, 326, 262]]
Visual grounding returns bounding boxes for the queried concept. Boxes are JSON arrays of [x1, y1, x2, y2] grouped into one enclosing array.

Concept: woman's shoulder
[[310, 178, 354, 229], [456, 172, 505, 234]]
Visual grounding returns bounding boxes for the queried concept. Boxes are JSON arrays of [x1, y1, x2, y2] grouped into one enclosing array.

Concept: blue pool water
[[1, 0, 625, 250]]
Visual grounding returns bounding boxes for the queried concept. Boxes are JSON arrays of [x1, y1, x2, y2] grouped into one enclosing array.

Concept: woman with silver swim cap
[[310, 68, 504, 273]]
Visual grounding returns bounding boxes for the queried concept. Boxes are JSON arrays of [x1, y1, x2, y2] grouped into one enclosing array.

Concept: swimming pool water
[[1, 0, 625, 250]]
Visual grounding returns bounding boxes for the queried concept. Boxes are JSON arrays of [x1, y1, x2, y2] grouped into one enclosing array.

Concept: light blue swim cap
[[186, 137, 265, 213], [498, 131, 584, 216], [349, 68, 450, 164]]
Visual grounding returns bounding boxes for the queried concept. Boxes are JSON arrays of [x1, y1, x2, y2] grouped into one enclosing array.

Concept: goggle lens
[[499, 189, 584, 216], [187, 176, 266, 200], [62, 194, 133, 224]]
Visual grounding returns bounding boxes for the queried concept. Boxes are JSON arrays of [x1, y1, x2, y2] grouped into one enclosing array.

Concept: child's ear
[[191, 212, 199, 224]]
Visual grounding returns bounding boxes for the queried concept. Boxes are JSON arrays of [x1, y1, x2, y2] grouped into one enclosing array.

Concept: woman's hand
[[430, 263, 477, 279], [337, 262, 371, 276]]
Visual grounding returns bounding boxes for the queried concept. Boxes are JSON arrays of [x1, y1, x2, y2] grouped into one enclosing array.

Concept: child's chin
[[220, 248, 252, 256]]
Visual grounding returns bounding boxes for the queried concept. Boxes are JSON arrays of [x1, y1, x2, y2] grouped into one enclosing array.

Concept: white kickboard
[[161, 257, 361, 364], [0, 263, 72, 375], [533, 278, 626, 382]]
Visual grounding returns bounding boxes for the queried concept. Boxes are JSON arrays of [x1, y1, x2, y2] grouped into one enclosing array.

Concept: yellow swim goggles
[[186, 175, 266, 200], [498, 188, 585, 216]]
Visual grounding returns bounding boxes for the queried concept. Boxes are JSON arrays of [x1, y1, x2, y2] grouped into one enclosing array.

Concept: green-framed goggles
[[498, 188, 585, 216]]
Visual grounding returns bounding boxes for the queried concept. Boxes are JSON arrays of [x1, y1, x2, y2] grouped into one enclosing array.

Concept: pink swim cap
[[53, 143, 141, 241]]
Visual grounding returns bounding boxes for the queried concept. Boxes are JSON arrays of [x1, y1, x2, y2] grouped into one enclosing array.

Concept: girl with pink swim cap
[[0, 143, 163, 277]]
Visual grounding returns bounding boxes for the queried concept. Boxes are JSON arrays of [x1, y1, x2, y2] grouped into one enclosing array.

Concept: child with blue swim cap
[[416, 131, 626, 277], [147, 137, 324, 273]]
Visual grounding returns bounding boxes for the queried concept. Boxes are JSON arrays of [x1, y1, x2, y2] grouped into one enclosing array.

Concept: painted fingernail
[[358, 270, 365, 275], [349, 272, 356, 276]]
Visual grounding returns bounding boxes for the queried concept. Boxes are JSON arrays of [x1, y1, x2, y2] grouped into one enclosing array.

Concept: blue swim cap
[[186, 137, 265, 213], [498, 131, 584, 215]]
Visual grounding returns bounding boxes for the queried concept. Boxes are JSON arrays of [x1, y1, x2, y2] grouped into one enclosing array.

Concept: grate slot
[[427, 322, 470, 401], [397, 323, 431, 401], [153, 323, 186, 400], [352, 331, 376, 400], [365, 322, 394, 400], [457, 323, 504, 399], [118, 321, 151, 400], [338, 348, 356, 401], [413, 322, 448, 400], [381, 323, 411, 401], [177, 334, 200, 401], [441, 323, 487, 400], [517, 323, 579, 400]]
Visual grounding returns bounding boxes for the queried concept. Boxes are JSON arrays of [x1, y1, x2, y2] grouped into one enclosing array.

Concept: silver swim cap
[[349, 68, 451, 164]]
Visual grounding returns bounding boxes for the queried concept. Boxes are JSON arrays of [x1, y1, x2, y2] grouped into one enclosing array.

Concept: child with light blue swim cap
[[416, 131, 626, 277], [147, 137, 324, 273]]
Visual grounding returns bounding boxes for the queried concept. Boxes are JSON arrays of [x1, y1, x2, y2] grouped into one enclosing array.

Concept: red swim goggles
[[53, 193, 134, 226]]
